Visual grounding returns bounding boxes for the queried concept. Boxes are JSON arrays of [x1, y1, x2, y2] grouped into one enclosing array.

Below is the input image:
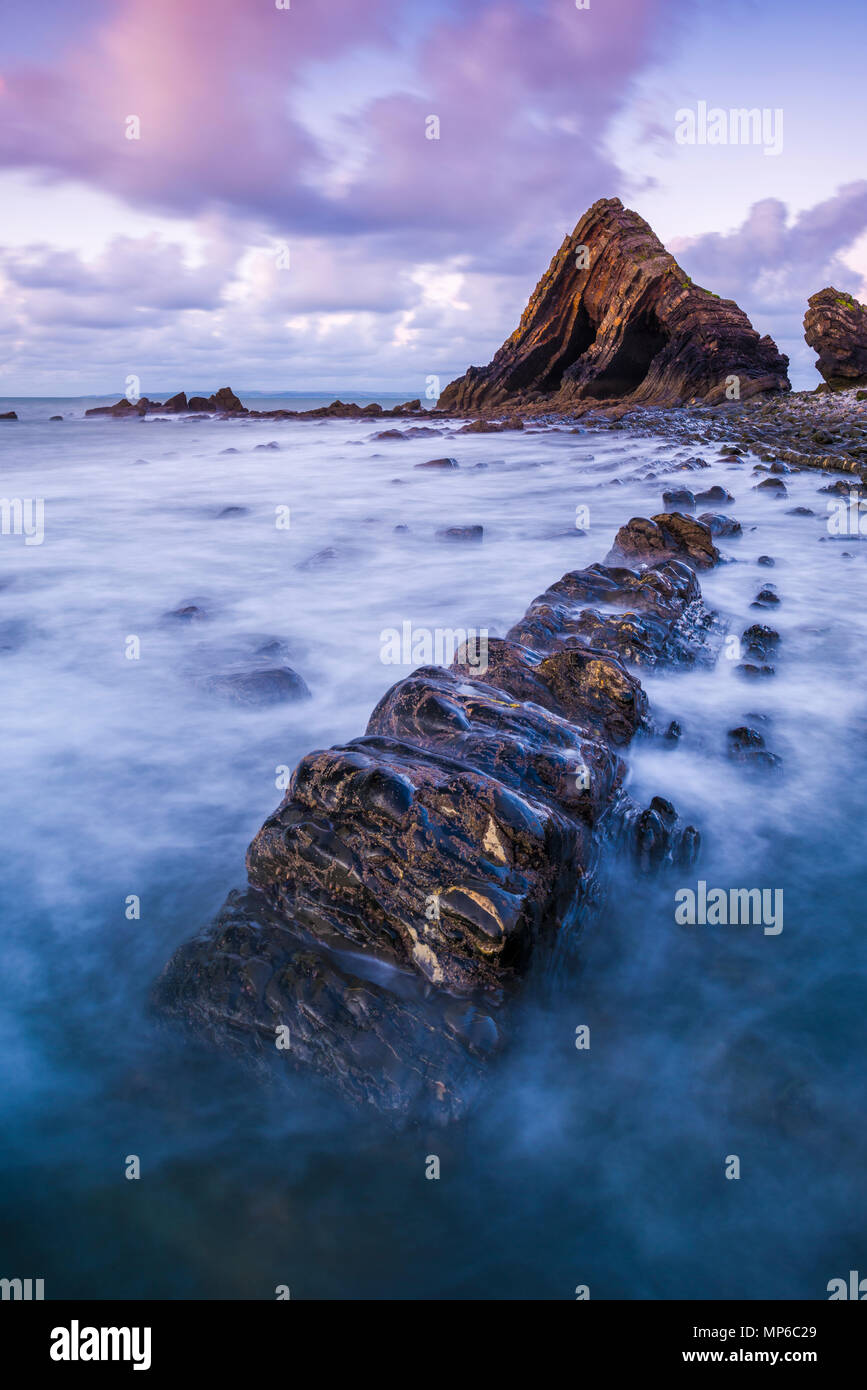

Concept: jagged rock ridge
[[153, 512, 731, 1122], [439, 197, 789, 412]]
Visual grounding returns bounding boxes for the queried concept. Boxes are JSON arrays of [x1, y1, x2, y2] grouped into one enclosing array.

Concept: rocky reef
[[86, 386, 247, 417], [84, 389, 428, 420], [804, 288, 867, 390], [153, 511, 734, 1123], [439, 197, 789, 414]]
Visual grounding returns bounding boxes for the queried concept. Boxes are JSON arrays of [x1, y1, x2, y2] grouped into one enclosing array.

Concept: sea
[[0, 391, 864, 1299]]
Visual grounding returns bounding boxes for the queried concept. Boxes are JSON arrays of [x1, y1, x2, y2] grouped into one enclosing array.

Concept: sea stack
[[804, 287, 867, 389], [439, 197, 790, 413]]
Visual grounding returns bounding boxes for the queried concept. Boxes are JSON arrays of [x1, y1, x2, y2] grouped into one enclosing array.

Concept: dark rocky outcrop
[[86, 386, 248, 417], [804, 288, 867, 389], [439, 197, 789, 413], [154, 511, 728, 1122], [0, 410, 18, 420]]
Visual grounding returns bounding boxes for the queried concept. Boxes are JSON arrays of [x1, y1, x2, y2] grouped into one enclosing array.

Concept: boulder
[[662, 487, 696, 511], [605, 512, 720, 569], [696, 485, 734, 505]]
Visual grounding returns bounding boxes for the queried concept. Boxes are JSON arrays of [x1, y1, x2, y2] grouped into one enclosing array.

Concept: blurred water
[[0, 402, 864, 1299]]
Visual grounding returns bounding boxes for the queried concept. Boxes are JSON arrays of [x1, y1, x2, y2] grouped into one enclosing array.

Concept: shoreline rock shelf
[[153, 512, 731, 1122]]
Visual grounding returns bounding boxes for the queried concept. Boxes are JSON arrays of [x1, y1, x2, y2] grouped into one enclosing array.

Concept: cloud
[[4, 1, 860, 392], [671, 182, 867, 383], [0, 214, 525, 394], [0, 0, 698, 391], [0, 0, 687, 256]]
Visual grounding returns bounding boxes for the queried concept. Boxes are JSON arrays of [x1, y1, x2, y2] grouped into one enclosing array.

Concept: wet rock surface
[[605, 512, 720, 569], [154, 509, 726, 1122]]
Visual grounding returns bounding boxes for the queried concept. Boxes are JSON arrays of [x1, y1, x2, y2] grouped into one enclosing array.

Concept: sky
[[0, 0, 865, 395]]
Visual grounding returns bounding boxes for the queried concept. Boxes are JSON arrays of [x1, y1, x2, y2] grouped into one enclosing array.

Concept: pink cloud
[[0, 0, 687, 247]]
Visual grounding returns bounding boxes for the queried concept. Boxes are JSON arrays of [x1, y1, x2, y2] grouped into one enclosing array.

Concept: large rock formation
[[153, 512, 733, 1122], [439, 197, 789, 413], [804, 287, 867, 389]]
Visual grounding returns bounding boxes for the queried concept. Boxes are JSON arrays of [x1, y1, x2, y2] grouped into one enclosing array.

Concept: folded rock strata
[[439, 197, 789, 413], [804, 287, 867, 389], [154, 514, 726, 1121]]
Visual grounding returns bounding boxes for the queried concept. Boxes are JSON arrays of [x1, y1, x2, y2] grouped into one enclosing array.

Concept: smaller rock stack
[[804, 288, 867, 390]]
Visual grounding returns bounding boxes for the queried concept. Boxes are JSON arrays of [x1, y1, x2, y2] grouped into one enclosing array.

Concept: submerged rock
[[751, 585, 781, 608], [205, 667, 311, 706], [754, 477, 788, 498], [699, 512, 742, 538], [662, 487, 696, 511], [164, 603, 209, 624], [696, 485, 735, 505], [295, 547, 342, 571], [436, 525, 483, 543], [439, 196, 789, 413], [727, 726, 782, 770], [742, 624, 780, 660]]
